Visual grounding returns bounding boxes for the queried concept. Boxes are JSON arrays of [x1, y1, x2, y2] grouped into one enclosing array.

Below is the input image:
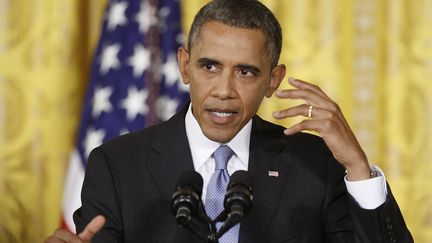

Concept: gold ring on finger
[[308, 105, 313, 118]]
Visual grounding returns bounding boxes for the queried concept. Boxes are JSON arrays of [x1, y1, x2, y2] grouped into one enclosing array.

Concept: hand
[[45, 215, 105, 243], [272, 77, 371, 181]]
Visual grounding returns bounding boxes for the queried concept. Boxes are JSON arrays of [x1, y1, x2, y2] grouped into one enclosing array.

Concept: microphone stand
[[207, 220, 218, 243], [208, 209, 242, 243], [179, 204, 245, 242], [176, 203, 216, 242], [173, 169, 252, 243]]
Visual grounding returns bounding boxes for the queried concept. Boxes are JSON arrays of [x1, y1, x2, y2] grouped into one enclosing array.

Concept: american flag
[[62, 0, 189, 232]]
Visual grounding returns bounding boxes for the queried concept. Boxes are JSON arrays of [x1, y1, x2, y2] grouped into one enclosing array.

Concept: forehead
[[191, 21, 270, 65]]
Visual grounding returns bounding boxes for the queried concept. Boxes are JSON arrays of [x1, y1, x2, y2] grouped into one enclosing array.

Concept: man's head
[[178, 0, 286, 143], [187, 0, 282, 68]]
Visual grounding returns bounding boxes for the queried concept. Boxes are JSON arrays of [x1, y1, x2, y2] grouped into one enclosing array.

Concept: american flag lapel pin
[[268, 170, 279, 177]]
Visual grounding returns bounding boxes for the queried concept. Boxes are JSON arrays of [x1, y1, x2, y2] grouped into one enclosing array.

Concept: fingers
[[275, 89, 327, 107], [279, 110, 340, 136], [283, 119, 324, 135], [273, 104, 306, 119], [44, 229, 82, 243], [287, 77, 331, 99], [273, 77, 370, 171], [275, 86, 338, 114], [273, 103, 341, 122], [275, 87, 340, 114], [272, 76, 346, 135], [44, 216, 105, 243], [274, 76, 345, 122], [78, 215, 106, 241]]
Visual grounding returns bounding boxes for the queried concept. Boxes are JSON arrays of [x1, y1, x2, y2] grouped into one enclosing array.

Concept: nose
[[211, 71, 236, 100]]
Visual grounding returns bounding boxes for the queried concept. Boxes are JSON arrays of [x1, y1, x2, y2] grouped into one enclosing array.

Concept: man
[[46, 0, 413, 242]]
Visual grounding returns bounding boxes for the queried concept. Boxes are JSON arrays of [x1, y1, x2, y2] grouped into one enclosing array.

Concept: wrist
[[345, 163, 373, 181]]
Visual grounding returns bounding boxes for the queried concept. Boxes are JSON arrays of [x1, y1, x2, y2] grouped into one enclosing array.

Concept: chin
[[204, 130, 235, 144]]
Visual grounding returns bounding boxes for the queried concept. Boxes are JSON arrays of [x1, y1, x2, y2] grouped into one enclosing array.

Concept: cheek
[[238, 84, 267, 113], [248, 95, 264, 111], [188, 75, 210, 103]]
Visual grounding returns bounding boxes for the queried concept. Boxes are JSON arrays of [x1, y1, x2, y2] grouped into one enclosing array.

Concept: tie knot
[[213, 145, 234, 170]]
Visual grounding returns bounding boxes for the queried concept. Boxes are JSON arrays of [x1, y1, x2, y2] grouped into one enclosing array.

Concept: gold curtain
[[0, 0, 107, 242], [0, 0, 430, 242]]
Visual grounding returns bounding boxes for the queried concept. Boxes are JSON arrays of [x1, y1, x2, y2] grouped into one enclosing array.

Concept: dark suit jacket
[[74, 106, 413, 242]]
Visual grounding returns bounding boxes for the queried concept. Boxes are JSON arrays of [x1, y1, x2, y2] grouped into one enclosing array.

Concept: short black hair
[[187, 0, 282, 68]]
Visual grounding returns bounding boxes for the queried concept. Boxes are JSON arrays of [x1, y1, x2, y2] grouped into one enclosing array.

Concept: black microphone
[[171, 171, 203, 226], [217, 170, 253, 238]]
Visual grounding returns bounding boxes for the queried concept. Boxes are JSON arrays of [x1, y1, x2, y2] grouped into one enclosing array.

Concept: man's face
[[178, 21, 285, 143]]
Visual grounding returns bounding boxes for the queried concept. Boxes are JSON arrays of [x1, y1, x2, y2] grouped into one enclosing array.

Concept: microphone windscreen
[[228, 170, 252, 190], [176, 171, 204, 196]]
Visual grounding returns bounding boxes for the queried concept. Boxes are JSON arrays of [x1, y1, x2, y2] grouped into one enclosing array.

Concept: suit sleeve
[[321, 156, 413, 243], [73, 147, 123, 242], [320, 155, 357, 242], [348, 184, 414, 243]]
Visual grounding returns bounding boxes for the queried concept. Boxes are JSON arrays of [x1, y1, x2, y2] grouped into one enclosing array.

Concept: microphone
[[217, 170, 253, 238], [171, 171, 203, 226]]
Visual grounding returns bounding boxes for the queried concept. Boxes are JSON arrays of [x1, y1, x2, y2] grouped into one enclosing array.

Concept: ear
[[177, 47, 190, 85], [265, 64, 286, 98]]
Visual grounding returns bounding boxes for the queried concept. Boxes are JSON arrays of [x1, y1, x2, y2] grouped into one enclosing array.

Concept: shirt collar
[[185, 104, 251, 170]]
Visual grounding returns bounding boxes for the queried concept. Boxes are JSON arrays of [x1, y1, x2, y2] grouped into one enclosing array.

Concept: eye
[[239, 68, 255, 77], [203, 64, 217, 71]]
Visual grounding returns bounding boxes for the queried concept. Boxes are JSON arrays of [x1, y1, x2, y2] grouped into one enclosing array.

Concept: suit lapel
[[145, 105, 207, 242], [146, 104, 194, 200], [239, 116, 292, 243]]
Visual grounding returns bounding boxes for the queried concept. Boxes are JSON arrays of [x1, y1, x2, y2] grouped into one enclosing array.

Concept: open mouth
[[207, 108, 239, 124], [212, 111, 236, 117]]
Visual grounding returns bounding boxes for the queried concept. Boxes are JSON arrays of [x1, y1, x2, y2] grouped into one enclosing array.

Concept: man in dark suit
[[46, 0, 413, 242]]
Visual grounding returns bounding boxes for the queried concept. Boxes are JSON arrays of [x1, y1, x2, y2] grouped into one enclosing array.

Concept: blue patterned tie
[[205, 145, 240, 243]]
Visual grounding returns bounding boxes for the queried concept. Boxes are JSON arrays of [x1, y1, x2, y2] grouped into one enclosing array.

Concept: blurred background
[[0, 0, 431, 242]]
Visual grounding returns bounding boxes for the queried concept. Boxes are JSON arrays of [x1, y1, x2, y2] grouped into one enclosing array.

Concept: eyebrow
[[197, 58, 261, 74], [197, 58, 220, 65], [235, 64, 261, 75]]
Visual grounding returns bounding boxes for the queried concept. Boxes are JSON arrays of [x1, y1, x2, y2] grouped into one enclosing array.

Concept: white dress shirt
[[185, 105, 251, 200], [184, 104, 387, 209]]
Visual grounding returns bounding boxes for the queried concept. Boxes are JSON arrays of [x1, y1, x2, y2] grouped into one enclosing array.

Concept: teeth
[[212, 111, 233, 117]]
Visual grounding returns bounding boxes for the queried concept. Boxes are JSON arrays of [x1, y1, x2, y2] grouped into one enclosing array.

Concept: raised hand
[[273, 77, 372, 181], [45, 215, 105, 243]]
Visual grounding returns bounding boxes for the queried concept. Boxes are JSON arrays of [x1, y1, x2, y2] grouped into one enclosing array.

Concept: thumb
[[78, 215, 106, 241]]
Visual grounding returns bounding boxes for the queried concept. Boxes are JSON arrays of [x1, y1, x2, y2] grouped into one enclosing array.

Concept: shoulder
[[100, 121, 162, 151], [95, 108, 187, 159]]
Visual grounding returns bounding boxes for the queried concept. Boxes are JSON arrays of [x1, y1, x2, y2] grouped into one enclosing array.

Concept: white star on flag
[[92, 86, 113, 117], [107, 1, 128, 30], [156, 96, 179, 121], [136, 1, 158, 33], [127, 44, 151, 77], [100, 44, 121, 74], [161, 53, 181, 87], [83, 127, 106, 157], [158, 6, 171, 30], [119, 86, 149, 121]]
